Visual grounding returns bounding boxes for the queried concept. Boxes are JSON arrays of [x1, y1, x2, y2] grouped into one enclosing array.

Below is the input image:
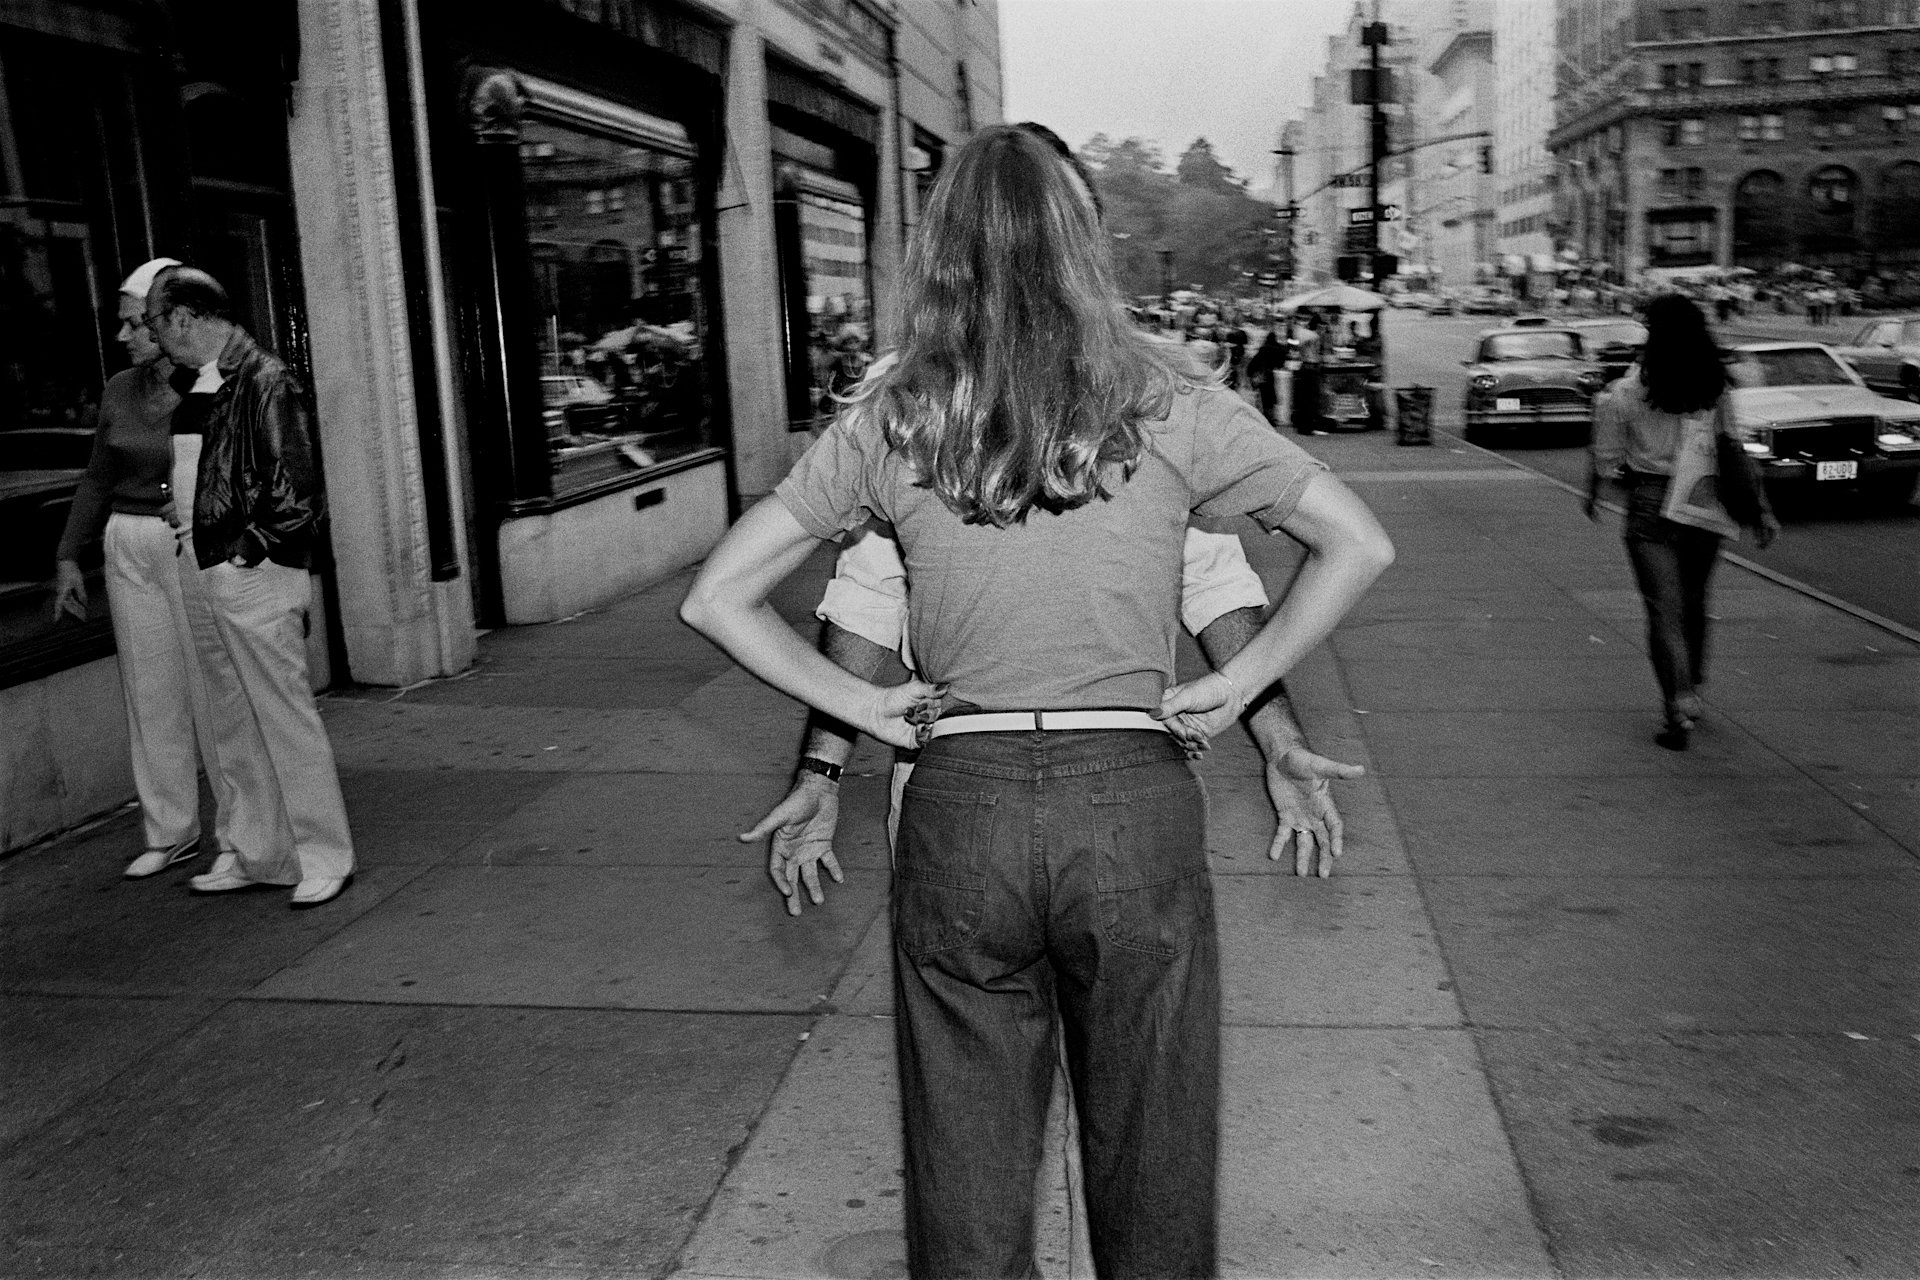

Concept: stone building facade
[[1424, 19, 1497, 291], [1495, 0, 1559, 295], [1552, 0, 1920, 278]]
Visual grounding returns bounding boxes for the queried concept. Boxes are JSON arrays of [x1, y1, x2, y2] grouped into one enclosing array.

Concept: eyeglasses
[[140, 307, 174, 334]]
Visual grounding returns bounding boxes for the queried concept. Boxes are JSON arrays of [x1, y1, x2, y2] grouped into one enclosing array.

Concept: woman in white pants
[[50, 259, 286, 879]]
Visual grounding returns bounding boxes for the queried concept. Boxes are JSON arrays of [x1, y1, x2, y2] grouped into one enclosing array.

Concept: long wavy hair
[[842, 123, 1201, 527], [1638, 292, 1727, 415]]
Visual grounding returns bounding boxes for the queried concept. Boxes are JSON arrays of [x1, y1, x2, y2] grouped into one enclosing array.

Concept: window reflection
[[520, 117, 714, 491], [799, 186, 872, 429], [0, 32, 129, 661]]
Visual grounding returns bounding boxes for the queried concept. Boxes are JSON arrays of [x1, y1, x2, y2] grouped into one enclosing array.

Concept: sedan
[[1725, 342, 1920, 504], [1460, 288, 1518, 316], [1563, 318, 1647, 383], [1461, 328, 1607, 441], [1831, 315, 1920, 401]]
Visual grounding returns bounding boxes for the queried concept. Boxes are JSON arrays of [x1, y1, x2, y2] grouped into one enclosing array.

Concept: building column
[[716, 8, 791, 501], [870, 48, 904, 351], [286, 0, 477, 685]]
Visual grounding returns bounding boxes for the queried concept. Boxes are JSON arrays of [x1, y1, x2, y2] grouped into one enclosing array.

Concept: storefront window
[[0, 28, 149, 681], [797, 179, 872, 428], [774, 157, 873, 432], [518, 103, 715, 495]]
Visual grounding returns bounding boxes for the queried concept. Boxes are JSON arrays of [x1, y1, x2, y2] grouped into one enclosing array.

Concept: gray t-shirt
[[776, 384, 1324, 712]]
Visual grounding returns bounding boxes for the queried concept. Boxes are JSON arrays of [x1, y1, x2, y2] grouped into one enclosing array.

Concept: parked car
[[1461, 328, 1606, 441], [1423, 293, 1457, 316], [1460, 288, 1518, 316], [1563, 318, 1648, 383], [541, 373, 622, 441], [1724, 342, 1920, 504], [1831, 315, 1920, 402]]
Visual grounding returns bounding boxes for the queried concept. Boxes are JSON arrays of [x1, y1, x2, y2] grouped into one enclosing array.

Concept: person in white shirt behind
[[743, 522, 1366, 915]]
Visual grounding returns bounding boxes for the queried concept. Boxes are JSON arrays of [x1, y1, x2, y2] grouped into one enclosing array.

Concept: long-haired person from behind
[[1588, 293, 1779, 751], [682, 123, 1393, 1279]]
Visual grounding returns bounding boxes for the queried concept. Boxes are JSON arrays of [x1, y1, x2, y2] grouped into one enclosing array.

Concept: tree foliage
[[1079, 135, 1274, 296]]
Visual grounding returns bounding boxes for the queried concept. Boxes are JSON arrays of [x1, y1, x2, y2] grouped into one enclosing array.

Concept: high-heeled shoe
[[1655, 719, 1692, 751]]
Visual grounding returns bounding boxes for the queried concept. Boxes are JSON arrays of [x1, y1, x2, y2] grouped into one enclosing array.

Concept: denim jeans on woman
[[1622, 478, 1725, 716], [892, 728, 1219, 1280]]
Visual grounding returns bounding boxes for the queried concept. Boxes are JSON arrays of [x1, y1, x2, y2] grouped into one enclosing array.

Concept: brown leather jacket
[[188, 328, 326, 571]]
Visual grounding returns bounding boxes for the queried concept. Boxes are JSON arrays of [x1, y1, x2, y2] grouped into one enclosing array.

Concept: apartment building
[[1551, 0, 1920, 278]]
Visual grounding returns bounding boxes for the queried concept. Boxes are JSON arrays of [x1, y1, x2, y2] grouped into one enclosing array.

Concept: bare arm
[[681, 496, 941, 750], [1160, 471, 1394, 740], [799, 623, 894, 768], [1195, 605, 1365, 877]]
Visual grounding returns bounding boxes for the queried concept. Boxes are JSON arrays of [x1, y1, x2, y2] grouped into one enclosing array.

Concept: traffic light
[[1374, 254, 1399, 279], [1480, 145, 1494, 174], [1336, 255, 1363, 281]]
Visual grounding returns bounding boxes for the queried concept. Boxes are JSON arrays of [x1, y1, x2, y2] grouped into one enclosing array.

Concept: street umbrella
[[1277, 284, 1388, 313]]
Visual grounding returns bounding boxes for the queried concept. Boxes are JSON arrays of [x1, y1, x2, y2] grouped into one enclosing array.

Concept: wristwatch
[[797, 757, 843, 784]]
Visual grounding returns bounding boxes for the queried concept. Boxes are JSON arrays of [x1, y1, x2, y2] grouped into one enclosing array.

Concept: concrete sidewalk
[[4, 429, 1916, 1280]]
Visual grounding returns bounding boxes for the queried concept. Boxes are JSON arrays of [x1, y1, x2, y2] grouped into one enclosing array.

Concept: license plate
[[1495, 397, 1521, 412], [1815, 460, 1858, 481]]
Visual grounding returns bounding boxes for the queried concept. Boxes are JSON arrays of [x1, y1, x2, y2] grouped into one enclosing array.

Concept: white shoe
[[189, 851, 268, 893], [290, 875, 351, 909], [125, 837, 200, 879]]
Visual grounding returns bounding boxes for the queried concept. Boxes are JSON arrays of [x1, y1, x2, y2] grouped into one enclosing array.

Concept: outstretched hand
[[1266, 746, 1365, 877], [1153, 671, 1246, 756], [741, 777, 844, 917]]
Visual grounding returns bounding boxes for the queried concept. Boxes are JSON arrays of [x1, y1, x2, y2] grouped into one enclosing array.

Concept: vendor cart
[[1279, 285, 1388, 433]]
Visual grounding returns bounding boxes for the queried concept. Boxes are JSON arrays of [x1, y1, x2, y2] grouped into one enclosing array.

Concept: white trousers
[[103, 435, 294, 863], [201, 557, 354, 884]]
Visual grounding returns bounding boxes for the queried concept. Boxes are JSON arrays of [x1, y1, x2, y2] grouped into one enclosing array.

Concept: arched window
[[1808, 165, 1856, 214], [1804, 165, 1860, 258], [1733, 169, 1790, 267], [1877, 162, 1920, 249]]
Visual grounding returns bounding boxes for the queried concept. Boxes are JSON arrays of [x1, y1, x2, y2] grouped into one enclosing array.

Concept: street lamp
[[1156, 246, 1174, 302]]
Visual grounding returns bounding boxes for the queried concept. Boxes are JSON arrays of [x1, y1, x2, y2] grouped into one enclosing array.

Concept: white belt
[[925, 710, 1169, 739]]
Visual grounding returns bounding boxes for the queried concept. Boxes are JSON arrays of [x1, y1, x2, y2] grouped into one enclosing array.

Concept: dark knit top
[[54, 363, 181, 562]]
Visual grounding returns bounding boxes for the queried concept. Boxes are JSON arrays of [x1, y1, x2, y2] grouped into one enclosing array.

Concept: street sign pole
[[1364, 0, 1389, 285]]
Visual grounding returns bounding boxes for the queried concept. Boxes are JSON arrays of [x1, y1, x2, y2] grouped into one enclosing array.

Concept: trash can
[[1394, 385, 1434, 446]]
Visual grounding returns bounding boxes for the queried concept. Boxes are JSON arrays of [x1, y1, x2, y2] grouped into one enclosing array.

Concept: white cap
[[119, 257, 183, 301]]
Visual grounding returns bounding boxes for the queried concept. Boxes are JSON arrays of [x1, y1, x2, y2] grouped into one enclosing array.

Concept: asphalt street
[[1381, 308, 1920, 632]]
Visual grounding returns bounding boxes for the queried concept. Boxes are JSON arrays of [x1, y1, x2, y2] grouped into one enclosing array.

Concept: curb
[[1426, 427, 1920, 649]]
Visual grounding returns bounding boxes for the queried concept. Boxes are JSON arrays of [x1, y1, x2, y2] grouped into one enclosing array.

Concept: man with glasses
[[143, 266, 356, 909]]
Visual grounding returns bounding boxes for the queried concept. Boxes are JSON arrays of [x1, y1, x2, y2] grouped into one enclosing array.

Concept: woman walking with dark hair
[[683, 123, 1392, 1277], [1588, 293, 1778, 750]]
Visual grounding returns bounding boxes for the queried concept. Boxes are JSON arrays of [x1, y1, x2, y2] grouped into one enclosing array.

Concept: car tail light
[[1741, 426, 1775, 458]]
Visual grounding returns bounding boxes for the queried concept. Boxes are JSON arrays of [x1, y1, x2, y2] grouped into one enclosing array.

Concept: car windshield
[[1576, 323, 1647, 347], [1727, 348, 1856, 388], [1481, 332, 1581, 361]]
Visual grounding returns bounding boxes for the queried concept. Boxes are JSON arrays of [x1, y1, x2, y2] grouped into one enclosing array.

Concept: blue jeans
[[1623, 480, 1724, 716], [892, 729, 1220, 1280]]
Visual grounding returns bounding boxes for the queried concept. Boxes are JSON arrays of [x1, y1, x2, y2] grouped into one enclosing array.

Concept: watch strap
[[797, 757, 843, 784]]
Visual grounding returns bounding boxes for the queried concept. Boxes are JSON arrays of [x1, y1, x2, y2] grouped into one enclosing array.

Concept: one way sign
[[1347, 204, 1403, 224]]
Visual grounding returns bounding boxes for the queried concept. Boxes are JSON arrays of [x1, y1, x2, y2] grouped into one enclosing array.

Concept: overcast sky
[[998, 0, 1358, 195]]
